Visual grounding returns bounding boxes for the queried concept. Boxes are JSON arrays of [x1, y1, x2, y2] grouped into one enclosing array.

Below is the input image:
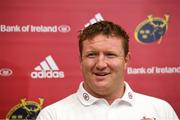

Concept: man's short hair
[[78, 21, 129, 57]]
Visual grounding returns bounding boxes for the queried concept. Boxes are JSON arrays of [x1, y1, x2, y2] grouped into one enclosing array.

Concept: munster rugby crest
[[6, 98, 44, 120], [134, 15, 170, 44]]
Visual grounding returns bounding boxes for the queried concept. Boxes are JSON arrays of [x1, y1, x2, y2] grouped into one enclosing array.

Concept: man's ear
[[124, 52, 131, 69]]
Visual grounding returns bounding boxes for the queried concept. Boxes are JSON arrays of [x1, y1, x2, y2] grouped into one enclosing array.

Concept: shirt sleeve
[[162, 101, 179, 120], [36, 107, 56, 120]]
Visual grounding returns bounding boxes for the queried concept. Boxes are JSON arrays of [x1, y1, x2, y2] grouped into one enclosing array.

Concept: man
[[36, 21, 178, 120]]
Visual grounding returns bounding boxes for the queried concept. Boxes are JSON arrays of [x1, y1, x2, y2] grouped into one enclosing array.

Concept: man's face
[[80, 34, 130, 97]]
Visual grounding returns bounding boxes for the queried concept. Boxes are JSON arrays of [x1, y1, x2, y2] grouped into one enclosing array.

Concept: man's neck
[[83, 82, 126, 105], [104, 83, 125, 105]]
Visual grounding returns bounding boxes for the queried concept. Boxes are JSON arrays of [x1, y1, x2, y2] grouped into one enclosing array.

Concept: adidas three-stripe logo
[[34, 55, 59, 71], [84, 13, 104, 28], [31, 55, 64, 79]]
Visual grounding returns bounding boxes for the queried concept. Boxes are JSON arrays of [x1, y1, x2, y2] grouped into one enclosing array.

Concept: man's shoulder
[[36, 93, 79, 120], [133, 92, 179, 119], [134, 92, 172, 108], [43, 93, 78, 111]]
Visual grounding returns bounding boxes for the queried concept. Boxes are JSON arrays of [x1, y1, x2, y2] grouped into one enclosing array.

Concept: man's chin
[[94, 75, 110, 81], [94, 81, 110, 91]]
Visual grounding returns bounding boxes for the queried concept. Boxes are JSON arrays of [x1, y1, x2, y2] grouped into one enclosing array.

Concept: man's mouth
[[94, 72, 110, 76]]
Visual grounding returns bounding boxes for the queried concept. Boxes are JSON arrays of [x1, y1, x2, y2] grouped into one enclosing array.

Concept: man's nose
[[96, 55, 107, 70]]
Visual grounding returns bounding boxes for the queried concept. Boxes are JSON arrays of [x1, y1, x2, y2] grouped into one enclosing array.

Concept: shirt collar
[[76, 81, 135, 106], [77, 82, 99, 106], [121, 81, 135, 106]]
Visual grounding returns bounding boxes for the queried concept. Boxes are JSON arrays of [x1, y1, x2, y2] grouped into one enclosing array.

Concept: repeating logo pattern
[[134, 15, 170, 44]]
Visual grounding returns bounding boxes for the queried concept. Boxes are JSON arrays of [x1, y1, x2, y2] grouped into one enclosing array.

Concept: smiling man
[[80, 33, 129, 105], [36, 21, 178, 120]]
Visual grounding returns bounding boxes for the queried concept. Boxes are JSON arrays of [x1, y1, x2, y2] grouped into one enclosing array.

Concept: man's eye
[[106, 53, 116, 58], [87, 53, 96, 58]]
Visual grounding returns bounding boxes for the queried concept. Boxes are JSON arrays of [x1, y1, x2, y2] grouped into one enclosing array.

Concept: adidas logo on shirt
[[84, 13, 104, 28], [31, 55, 64, 79]]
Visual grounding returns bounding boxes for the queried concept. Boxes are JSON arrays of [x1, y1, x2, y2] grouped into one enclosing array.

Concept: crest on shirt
[[134, 15, 170, 44], [83, 93, 90, 101], [6, 98, 44, 120], [141, 116, 156, 120]]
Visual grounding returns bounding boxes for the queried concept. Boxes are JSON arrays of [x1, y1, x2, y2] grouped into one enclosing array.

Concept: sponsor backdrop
[[0, 0, 179, 119]]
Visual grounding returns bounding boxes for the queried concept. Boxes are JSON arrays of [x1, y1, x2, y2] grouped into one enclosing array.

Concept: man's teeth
[[95, 73, 108, 76]]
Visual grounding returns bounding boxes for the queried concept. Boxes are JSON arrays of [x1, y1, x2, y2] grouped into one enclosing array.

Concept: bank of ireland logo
[[134, 15, 170, 44], [0, 68, 13, 77], [31, 55, 65, 79], [6, 98, 44, 120]]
